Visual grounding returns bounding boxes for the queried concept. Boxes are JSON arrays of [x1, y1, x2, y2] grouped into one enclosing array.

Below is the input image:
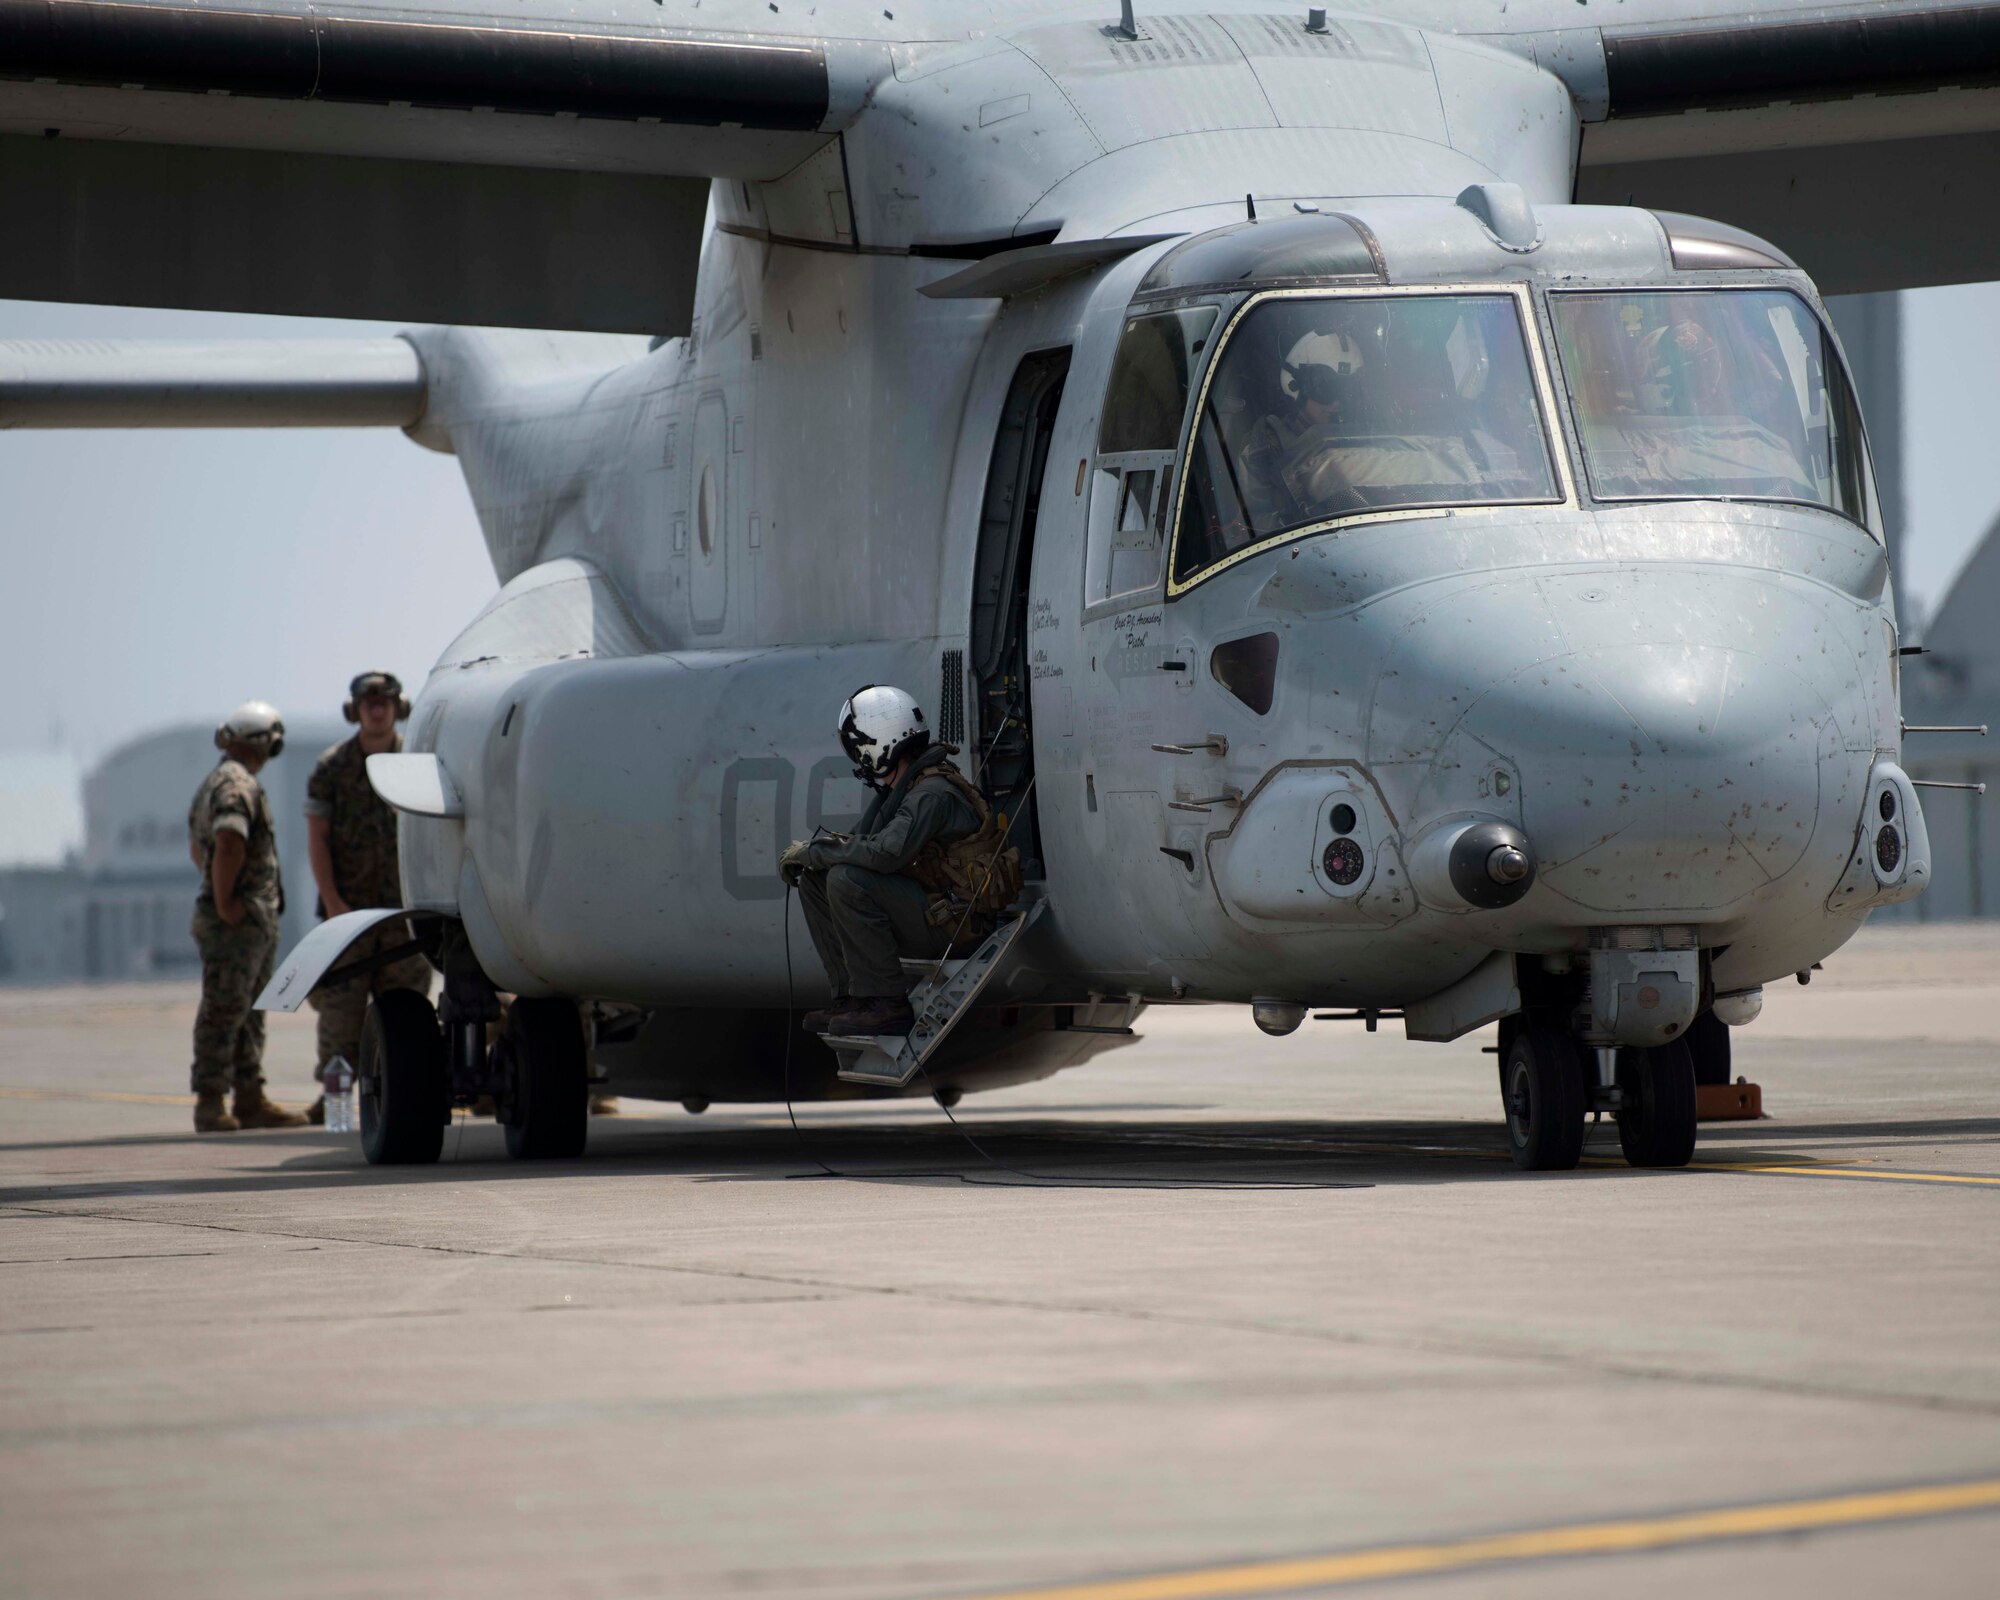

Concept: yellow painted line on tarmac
[[1703, 1161, 2000, 1188], [955, 1476, 2000, 1600], [0, 1085, 192, 1108]]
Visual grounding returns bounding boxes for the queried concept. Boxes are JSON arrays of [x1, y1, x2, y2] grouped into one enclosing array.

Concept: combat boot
[[305, 1095, 326, 1126], [193, 1091, 239, 1133], [801, 998, 849, 1034], [827, 996, 916, 1037], [231, 1086, 309, 1129]]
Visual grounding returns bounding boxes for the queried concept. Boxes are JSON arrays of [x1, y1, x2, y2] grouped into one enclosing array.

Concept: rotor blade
[[1467, 0, 2000, 292], [0, 338, 425, 428]]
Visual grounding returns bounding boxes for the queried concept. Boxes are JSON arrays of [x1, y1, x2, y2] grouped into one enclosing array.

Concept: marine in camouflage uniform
[[187, 702, 307, 1131], [304, 684, 432, 1084]]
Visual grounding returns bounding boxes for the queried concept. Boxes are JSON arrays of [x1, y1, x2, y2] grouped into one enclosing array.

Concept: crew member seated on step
[[781, 685, 1022, 1038]]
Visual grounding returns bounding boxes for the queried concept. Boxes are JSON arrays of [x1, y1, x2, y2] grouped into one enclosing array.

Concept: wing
[[2, 0, 1995, 331], [0, 0, 918, 331], [1458, 0, 2000, 294]]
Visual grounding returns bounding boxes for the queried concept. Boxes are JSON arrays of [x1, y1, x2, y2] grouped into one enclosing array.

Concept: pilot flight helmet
[[1281, 329, 1364, 405], [214, 700, 286, 758], [344, 670, 411, 723], [839, 685, 928, 784]]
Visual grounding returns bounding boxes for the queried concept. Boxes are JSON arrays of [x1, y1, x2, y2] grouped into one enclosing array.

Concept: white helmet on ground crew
[[214, 699, 286, 758], [838, 685, 927, 783]]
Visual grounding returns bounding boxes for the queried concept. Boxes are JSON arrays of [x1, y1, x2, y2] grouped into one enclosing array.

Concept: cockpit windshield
[[1173, 292, 1558, 584], [1549, 289, 1869, 521]]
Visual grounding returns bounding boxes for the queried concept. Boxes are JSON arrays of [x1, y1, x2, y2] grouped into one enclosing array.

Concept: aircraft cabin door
[[969, 346, 1071, 879]]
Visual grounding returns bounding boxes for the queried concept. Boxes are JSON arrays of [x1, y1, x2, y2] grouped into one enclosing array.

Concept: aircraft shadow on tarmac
[[6, 1113, 1997, 1204]]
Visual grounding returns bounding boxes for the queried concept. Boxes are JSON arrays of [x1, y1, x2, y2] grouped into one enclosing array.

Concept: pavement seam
[[6, 1199, 1996, 1423]]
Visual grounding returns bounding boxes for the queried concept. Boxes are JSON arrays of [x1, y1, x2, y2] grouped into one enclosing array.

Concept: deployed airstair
[[826, 899, 1047, 1088]]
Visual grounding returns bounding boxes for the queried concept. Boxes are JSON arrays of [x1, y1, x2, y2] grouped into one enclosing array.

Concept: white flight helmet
[[838, 685, 928, 784], [214, 699, 286, 758], [1280, 329, 1365, 400]]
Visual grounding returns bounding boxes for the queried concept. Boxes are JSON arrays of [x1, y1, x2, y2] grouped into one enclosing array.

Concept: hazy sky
[[0, 301, 492, 764], [3, 284, 1999, 763]]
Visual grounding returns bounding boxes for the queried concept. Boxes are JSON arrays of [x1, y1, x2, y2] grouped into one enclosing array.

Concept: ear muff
[[214, 724, 284, 756], [343, 694, 410, 721]]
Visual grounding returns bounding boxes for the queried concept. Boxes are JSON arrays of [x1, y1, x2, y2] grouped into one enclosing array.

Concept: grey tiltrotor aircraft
[[6, 0, 1998, 1169]]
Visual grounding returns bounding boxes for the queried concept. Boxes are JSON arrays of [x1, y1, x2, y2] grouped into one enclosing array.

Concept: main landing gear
[[1500, 1023, 1697, 1173], [355, 925, 591, 1166], [359, 988, 449, 1165]]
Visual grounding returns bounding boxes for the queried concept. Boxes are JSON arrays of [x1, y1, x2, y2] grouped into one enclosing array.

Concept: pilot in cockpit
[[1240, 330, 1369, 526]]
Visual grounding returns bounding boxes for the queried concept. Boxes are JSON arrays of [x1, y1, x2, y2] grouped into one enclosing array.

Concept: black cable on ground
[[780, 879, 840, 1179]]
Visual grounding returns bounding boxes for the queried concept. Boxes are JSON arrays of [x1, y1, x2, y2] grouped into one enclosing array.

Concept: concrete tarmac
[[2, 923, 1997, 1599]]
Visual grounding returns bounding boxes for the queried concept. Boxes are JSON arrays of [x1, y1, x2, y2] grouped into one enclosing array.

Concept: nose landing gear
[[1501, 1024, 1699, 1172], [1502, 1027, 1588, 1171], [1614, 1039, 1698, 1167]]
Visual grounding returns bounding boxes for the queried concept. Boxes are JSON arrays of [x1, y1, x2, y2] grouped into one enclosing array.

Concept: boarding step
[[828, 900, 1046, 1088]]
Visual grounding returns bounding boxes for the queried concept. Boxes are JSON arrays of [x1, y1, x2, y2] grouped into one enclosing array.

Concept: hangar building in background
[[1888, 508, 2000, 922], [0, 719, 341, 983]]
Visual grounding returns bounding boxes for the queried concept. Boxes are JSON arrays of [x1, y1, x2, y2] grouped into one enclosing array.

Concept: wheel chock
[[1696, 1079, 1763, 1121]]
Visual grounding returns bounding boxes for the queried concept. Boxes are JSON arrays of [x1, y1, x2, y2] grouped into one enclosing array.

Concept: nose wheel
[[1615, 1039, 1698, 1168], [1502, 1026, 1588, 1171]]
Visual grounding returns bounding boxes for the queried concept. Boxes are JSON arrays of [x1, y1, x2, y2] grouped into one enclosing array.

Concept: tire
[[500, 998, 589, 1160], [1502, 1026, 1587, 1172], [1685, 1008, 1732, 1088], [1617, 1039, 1698, 1168], [358, 989, 448, 1165]]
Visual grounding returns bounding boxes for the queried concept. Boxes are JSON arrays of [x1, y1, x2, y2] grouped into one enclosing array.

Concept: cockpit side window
[[1549, 288, 1872, 527], [1171, 293, 1559, 587], [1087, 308, 1218, 608]]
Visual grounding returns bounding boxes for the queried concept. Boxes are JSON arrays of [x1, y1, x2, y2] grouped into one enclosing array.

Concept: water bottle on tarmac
[[324, 1056, 356, 1134]]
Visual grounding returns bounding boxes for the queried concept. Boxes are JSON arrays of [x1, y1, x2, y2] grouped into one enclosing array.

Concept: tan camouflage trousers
[[189, 906, 279, 1096], [308, 919, 434, 1080]]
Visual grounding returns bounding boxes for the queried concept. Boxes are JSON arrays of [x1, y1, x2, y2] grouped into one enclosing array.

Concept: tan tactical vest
[[906, 761, 1024, 919]]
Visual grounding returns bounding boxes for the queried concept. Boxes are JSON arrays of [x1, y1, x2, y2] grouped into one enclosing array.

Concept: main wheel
[[1502, 1026, 1588, 1171], [499, 998, 589, 1160], [358, 989, 448, 1165], [1617, 1039, 1698, 1168], [1684, 1009, 1732, 1088]]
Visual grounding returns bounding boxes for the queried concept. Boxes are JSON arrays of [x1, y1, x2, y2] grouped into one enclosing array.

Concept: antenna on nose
[[1112, 0, 1139, 39]]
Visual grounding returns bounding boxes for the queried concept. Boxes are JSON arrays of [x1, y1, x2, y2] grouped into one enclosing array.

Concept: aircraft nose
[[1386, 569, 1865, 917], [1511, 642, 1829, 912]]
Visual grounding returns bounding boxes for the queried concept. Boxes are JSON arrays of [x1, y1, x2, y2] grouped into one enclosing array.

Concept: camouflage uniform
[[187, 759, 284, 1096], [305, 732, 431, 1075]]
